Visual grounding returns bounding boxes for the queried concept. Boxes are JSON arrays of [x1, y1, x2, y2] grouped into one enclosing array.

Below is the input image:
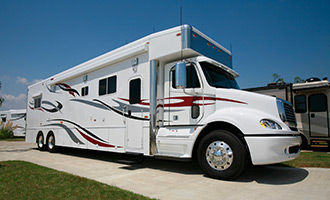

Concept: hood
[[215, 88, 280, 120]]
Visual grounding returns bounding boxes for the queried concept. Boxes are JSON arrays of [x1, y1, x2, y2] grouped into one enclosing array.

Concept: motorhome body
[[0, 109, 26, 137], [246, 79, 330, 149], [26, 25, 301, 180]]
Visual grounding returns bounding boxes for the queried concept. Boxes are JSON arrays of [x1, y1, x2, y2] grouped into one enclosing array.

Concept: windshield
[[200, 62, 240, 89]]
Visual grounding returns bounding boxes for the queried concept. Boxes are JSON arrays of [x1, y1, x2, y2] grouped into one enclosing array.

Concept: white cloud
[[0, 93, 27, 110], [32, 79, 43, 84], [16, 77, 30, 85]]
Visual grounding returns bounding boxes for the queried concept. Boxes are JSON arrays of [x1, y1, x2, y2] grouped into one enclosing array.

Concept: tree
[[272, 73, 285, 84], [294, 76, 305, 83], [0, 81, 4, 107]]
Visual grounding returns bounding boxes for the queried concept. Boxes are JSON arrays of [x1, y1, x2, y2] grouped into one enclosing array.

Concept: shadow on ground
[[37, 147, 309, 185]]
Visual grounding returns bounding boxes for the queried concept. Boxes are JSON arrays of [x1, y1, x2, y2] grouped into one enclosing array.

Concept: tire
[[36, 132, 46, 151], [46, 132, 59, 153], [197, 130, 248, 180]]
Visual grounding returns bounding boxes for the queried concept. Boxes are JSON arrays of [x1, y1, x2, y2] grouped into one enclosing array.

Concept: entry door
[[126, 78, 143, 152], [164, 63, 204, 126], [309, 93, 329, 138]]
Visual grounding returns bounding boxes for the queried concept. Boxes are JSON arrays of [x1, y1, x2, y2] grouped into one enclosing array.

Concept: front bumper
[[245, 134, 302, 165]]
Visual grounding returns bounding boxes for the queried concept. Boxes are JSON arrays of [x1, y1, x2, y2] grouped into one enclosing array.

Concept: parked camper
[[246, 78, 330, 149], [26, 25, 301, 180], [0, 109, 26, 137]]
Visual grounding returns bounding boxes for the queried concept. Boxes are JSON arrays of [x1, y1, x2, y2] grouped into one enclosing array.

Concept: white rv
[[26, 25, 301, 180], [246, 78, 330, 150], [0, 109, 26, 137]]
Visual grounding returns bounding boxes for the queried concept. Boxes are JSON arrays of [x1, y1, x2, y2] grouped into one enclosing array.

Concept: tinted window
[[200, 62, 239, 89], [294, 95, 306, 113], [34, 97, 41, 109], [129, 78, 141, 104], [309, 94, 327, 112], [99, 75, 117, 96], [172, 65, 201, 88], [108, 76, 117, 94], [99, 79, 107, 96], [81, 86, 89, 96]]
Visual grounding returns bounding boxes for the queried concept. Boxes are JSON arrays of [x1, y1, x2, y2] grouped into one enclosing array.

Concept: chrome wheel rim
[[37, 135, 43, 148], [206, 141, 233, 171], [48, 135, 55, 149]]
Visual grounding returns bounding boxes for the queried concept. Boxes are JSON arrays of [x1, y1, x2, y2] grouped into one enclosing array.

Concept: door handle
[[311, 113, 315, 118], [128, 110, 132, 117]]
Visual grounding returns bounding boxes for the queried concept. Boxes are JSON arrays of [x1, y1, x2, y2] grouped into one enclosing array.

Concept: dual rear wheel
[[36, 131, 58, 153]]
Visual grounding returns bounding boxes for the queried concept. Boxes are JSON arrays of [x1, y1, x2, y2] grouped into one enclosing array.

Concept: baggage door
[[309, 93, 329, 138]]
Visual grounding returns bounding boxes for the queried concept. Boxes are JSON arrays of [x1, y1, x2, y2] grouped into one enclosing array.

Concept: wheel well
[[192, 121, 250, 160]]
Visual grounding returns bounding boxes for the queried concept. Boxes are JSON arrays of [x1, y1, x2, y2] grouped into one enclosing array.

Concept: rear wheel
[[36, 132, 45, 151], [197, 130, 248, 180], [46, 132, 58, 153]]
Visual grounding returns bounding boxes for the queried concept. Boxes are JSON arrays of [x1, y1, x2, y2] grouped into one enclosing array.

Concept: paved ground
[[1, 141, 330, 200]]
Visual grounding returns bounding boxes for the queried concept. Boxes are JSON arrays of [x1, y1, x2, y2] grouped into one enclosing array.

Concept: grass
[[0, 160, 153, 200], [278, 151, 330, 168]]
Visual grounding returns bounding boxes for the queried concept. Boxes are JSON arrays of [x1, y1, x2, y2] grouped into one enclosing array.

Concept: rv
[[0, 109, 26, 137], [26, 25, 301, 180], [246, 78, 330, 149]]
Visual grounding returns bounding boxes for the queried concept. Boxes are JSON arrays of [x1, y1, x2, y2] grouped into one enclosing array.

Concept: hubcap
[[38, 135, 43, 148], [48, 135, 54, 149], [206, 141, 233, 171]]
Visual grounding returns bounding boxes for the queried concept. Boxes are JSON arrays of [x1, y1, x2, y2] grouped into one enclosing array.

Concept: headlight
[[260, 119, 282, 130]]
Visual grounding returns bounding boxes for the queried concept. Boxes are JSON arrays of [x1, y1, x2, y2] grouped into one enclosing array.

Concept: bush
[[0, 120, 17, 139]]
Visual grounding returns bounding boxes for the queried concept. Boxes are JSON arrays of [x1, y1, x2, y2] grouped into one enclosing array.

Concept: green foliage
[[280, 152, 330, 168], [272, 73, 285, 83], [0, 120, 17, 139], [272, 74, 306, 84], [0, 161, 154, 200], [294, 76, 305, 83]]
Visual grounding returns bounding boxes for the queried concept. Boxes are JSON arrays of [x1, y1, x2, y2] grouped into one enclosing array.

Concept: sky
[[0, 0, 330, 110]]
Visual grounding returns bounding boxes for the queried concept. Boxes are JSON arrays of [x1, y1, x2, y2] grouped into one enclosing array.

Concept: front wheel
[[197, 130, 248, 180]]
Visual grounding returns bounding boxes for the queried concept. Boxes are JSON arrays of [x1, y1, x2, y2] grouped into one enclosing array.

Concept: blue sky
[[0, 0, 330, 110]]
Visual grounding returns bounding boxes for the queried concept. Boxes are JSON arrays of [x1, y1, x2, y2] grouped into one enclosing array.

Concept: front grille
[[283, 102, 297, 126]]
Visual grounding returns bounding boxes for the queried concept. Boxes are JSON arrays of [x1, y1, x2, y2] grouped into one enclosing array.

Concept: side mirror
[[175, 62, 186, 89]]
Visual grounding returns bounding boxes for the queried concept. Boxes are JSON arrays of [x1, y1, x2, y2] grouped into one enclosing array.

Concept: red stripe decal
[[75, 127, 115, 148]]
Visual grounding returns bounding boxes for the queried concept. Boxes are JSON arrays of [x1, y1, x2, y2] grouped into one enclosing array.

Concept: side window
[[294, 95, 306, 113], [107, 76, 117, 94], [172, 65, 201, 89], [99, 75, 117, 96], [81, 86, 89, 96], [129, 78, 141, 104], [309, 94, 327, 112], [34, 96, 42, 109], [99, 79, 107, 96]]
